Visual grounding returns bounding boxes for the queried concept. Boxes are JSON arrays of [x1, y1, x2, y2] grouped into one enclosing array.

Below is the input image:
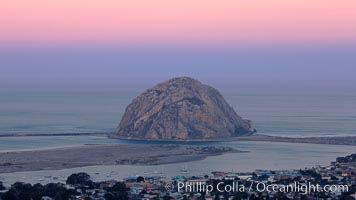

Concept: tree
[[0, 181, 71, 200], [104, 192, 128, 200], [0, 181, 5, 191], [1, 190, 18, 200], [105, 182, 128, 200], [136, 176, 144, 182], [233, 192, 249, 200], [249, 194, 258, 200], [11, 182, 32, 200], [104, 192, 115, 200], [30, 183, 45, 200], [44, 183, 69, 200], [163, 194, 172, 200], [0, 182, 43, 200], [66, 172, 91, 186]]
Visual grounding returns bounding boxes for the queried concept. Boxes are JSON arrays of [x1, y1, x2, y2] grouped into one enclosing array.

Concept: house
[[350, 193, 356, 199], [186, 178, 208, 185], [169, 192, 183, 199], [341, 171, 352, 177], [142, 193, 158, 200], [267, 176, 275, 182], [321, 176, 332, 182], [130, 183, 144, 195]]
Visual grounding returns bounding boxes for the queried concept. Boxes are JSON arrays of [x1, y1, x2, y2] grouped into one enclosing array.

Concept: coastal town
[[0, 153, 355, 200]]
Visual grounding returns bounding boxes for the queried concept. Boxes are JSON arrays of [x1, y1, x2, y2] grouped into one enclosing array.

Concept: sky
[[0, 0, 356, 93], [1, 0, 356, 45]]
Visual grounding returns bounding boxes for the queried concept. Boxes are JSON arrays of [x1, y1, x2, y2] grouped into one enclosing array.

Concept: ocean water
[[0, 136, 118, 152], [0, 140, 355, 186], [0, 91, 135, 135], [0, 90, 355, 137]]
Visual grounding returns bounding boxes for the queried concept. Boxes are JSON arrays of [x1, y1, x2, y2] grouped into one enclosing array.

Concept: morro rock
[[117, 77, 254, 140]]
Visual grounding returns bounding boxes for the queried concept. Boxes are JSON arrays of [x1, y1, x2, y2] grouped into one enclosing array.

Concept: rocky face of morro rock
[[117, 77, 254, 140]]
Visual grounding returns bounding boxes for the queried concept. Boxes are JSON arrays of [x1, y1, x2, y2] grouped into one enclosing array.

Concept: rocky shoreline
[[0, 144, 243, 174]]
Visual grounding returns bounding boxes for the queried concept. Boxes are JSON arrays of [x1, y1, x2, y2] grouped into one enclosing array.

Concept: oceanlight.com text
[[173, 181, 349, 194]]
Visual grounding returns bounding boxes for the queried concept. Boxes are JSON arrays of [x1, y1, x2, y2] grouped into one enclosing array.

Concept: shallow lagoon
[[0, 137, 354, 186]]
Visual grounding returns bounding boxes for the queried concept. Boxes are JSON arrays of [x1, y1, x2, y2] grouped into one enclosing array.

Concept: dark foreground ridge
[[117, 77, 255, 140]]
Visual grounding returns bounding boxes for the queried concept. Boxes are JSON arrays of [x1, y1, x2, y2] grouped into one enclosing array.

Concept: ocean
[[0, 90, 355, 137]]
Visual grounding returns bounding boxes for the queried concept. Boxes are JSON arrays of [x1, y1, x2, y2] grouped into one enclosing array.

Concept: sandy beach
[[0, 144, 242, 174], [114, 134, 356, 146], [0, 134, 354, 174], [234, 134, 356, 146]]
